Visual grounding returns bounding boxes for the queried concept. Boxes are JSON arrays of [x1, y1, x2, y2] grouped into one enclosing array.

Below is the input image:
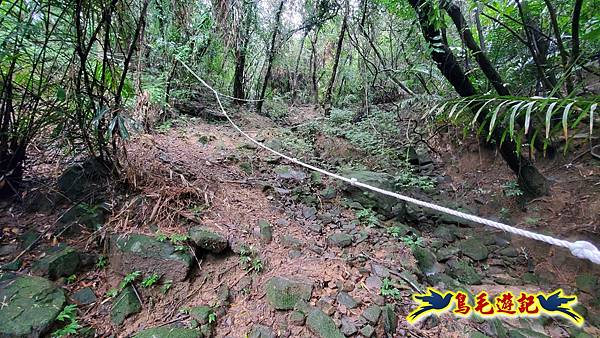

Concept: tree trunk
[[310, 28, 320, 104], [323, 0, 349, 116], [543, 0, 573, 93], [256, 0, 285, 115], [291, 31, 308, 103], [233, 2, 253, 104], [408, 0, 549, 197]]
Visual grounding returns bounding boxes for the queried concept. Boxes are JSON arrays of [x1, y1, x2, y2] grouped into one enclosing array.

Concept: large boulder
[[109, 234, 193, 282], [57, 158, 108, 201], [265, 276, 313, 310], [339, 170, 404, 218], [0, 275, 66, 337], [32, 246, 81, 280]]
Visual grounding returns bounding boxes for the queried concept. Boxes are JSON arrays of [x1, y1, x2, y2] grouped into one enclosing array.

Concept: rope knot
[[570, 241, 600, 264], [350, 177, 357, 186]]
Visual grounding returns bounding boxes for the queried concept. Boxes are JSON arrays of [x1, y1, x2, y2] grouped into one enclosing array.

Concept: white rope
[[177, 58, 600, 266]]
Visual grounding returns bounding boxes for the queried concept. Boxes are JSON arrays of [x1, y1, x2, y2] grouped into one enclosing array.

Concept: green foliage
[[142, 273, 161, 288], [380, 278, 402, 299], [119, 271, 142, 290], [161, 280, 173, 294], [52, 305, 80, 338], [429, 96, 599, 155], [387, 226, 405, 238], [208, 312, 217, 324], [356, 208, 379, 227], [156, 120, 173, 133], [502, 180, 523, 197], [239, 246, 264, 273], [399, 234, 423, 248], [66, 274, 77, 284], [394, 169, 436, 191], [96, 255, 108, 269], [106, 288, 119, 298]]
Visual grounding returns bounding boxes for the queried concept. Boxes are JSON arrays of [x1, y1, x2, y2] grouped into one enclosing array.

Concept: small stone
[[289, 311, 306, 326], [328, 233, 352, 248], [459, 238, 489, 261], [111, 285, 141, 325], [303, 206, 318, 219], [217, 285, 231, 306], [340, 317, 357, 336], [306, 308, 344, 338], [0, 244, 18, 257], [188, 305, 213, 325], [72, 287, 97, 305], [365, 276, 382, 291], [382, 304, 397, 335], [371, 264, 390, 278], [308, 223, 324, 234], [319, 187, 337, 200], [188, 227, 229, 253], [433, 225, 457, 242], [436, 246, 460, 262], [336, 292, 359, 309], [499, 247, 519, 257], [413, 246, 437, 275], [265, 277, 313, 310], [258, 220, 273, 243], [359, 325, 375, 337], [282, 235, 303, 250], [289, 250, 302, 259], [248, 324, 276, 338], [361, 305, 381, 324]]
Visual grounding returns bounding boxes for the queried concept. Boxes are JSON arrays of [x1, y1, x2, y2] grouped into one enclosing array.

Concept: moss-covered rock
[[109, 234, 192, 282], [413, 246, 437, 274], [449, 260, 482, 285], [339, 169, 404, 218], [306, 308, 344, 338], [327, 233, 352, 248], [459, 238, 489, 261], [265, 276, 313, 310], [32, 246, 81, 280], [248, 324, 276, 338], [188, 227, 228, 253], [134, 326, 201, 338], [111, 285, 141, 325], [187, 305, 213, 325], [0, 275, 66, 337]]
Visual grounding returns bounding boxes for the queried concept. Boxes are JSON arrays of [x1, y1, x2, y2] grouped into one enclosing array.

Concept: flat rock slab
[[0, 275, 66, 337], [265, 276, 313, 310], [111, 285, 141, 325], [134, 326, 201, 338], [306, 308, 344, 338], [109, 234, 192, 282], [188, 227, 228, 253]]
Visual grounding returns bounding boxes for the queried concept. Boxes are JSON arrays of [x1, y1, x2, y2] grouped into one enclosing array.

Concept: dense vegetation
[[1, 0, 599, 197]]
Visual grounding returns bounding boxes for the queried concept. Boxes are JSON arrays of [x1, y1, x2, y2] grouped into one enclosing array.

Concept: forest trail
[[2, 105, 600, 338], [105, 107, 600, 336]]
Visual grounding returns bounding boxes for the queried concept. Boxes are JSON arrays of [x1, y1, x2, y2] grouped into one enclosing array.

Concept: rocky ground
[[1, 105, 599, 338]]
